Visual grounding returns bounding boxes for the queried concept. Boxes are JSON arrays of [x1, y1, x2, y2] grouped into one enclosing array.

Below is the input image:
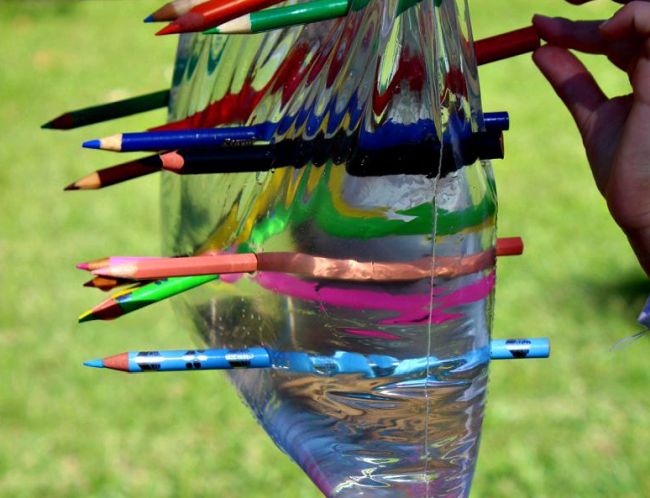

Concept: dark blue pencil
[[82, 123, 274, 152], [84, 338, 549, 374]]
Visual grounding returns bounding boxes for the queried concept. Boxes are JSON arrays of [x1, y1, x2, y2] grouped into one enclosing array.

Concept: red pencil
[[474, 26, 540, 66], [495, 237, 524, 257], [64, 155, 163, 190], [156, 0, 286, 35]]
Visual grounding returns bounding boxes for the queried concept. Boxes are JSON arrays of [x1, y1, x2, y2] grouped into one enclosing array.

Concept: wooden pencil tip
[[102, 353, 130, 372], [65, 172, 101, 190], [77, 262, 90, 271], [41, 121, 55, 129], [143, 14, 155, 23], [83, 280, 96, 288]]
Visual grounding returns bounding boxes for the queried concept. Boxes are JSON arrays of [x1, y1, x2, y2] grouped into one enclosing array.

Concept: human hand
[[532, 2, 650, 276]]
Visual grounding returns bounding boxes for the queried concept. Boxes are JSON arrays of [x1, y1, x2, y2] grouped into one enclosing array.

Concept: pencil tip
[[78, 311, 96, 323], [82, 139, 101, 150], [64, 182, 79, 191], [41, 120, 55, 129], [156, 23, 181, 36], [84, 359, 104, 369], [143, 14, 155, 23], [83, 280, 95, 288], [77, 262, 90, 270]]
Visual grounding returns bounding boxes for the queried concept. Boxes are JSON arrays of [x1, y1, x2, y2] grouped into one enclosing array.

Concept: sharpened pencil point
[[156, 23, 182, 35], [41, 120, 55, 129], [78, 310, 96, 323], [143, 14, 155, 23], [64, 182, 79, 191], [76, 262, 90, 270], [84, 359, 104, 369], [82, 139, 101, 150]]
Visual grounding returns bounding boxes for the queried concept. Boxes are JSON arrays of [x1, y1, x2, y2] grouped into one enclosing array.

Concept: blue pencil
[[82, 123, 274, 152], [84, 338, 549, 374], [81, 112, 507, 153]]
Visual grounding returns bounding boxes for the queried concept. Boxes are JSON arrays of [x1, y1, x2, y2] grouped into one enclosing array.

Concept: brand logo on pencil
[[505, 339, 531, 358]]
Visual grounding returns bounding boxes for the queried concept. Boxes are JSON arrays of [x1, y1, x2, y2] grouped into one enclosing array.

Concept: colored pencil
[[156, 0, 288, 35], [77, 256, 157, 272], [205, 0, 349, 34], [64, 155, 163, 190], [206, 0, 421, 35], [495, 237, 523, 256], [91, 239, 519, 282], [83, 276, 134, 292], [78, 275, 218, 323], [42, 90, 169, 130], [83, 338, 550, 373], [66, 111, 507, 189], [474, 26, 540, 66], [82, 126, 268, 153], [145, 0, 211, 22], [489, 339, 550, 360]]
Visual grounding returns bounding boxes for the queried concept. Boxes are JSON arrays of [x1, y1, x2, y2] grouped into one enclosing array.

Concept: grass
[[0, 0, 648, 497]]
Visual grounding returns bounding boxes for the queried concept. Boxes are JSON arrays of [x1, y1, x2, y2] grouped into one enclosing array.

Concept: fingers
[[600, 1, 650, 40], [532, 45, 607, 137], [533, 15, 607, 53]]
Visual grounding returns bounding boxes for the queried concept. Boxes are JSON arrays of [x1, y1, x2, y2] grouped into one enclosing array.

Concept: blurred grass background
[[0, 0, 648, 496]]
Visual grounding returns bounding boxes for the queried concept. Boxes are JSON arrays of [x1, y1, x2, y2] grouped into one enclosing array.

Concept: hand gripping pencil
[[83, 338, 550, 374], [42, 90, 170, 130]]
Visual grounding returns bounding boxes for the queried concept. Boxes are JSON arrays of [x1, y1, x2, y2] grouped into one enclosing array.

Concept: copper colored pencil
[[64, 155, 163, 190], [156, 0, 287, 35], [93, 253, 259, 280], [91, 242, 517, 282], [145, 0, 211, 22], [77, 256, 157, 272]]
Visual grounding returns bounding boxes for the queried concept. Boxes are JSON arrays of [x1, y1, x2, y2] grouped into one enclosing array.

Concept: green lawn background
[[0, 1, 648, 496]]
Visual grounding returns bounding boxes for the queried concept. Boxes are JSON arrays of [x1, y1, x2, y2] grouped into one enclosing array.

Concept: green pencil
[[42, 89, 170, 130], [79, 274, 218, 322], [204, 0, 349, 34], [204, 0, 422, 35]]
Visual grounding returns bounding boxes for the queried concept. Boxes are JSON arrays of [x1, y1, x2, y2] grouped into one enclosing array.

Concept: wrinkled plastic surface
[[161, 1, 497, 496]]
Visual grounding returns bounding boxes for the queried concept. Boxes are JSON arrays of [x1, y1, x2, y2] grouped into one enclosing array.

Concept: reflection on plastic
[[162, 0, 498, 496]]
